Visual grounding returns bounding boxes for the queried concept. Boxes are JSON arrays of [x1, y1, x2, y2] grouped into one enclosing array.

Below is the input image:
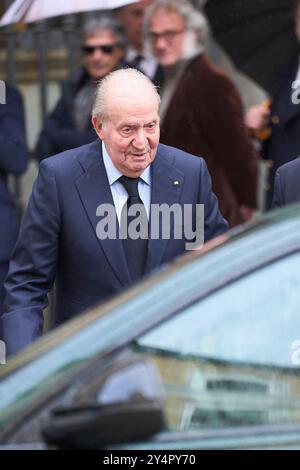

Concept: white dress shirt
[[126, 47, 158, 81], [102, 141, 151, 224]]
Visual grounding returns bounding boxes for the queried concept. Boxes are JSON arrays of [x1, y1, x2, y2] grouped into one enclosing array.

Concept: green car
[[1, 206, 300, 450]]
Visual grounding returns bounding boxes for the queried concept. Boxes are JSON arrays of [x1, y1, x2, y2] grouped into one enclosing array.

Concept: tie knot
[[119, 175, 140, 198]]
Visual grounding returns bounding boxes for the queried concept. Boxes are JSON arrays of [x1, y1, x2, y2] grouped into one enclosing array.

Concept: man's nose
[[91, 49, 105, 60], [133, 128, 147, 147], [153, 36, 168, 49]]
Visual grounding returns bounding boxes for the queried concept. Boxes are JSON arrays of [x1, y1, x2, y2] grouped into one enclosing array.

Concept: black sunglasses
[[82, 44, 119, 55]]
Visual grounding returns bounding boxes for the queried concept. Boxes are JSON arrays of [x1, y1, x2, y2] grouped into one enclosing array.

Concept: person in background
[[36, 14, 126, 161], [245, 0, 300, 207], [0, 82, 28, 340], [117, 0, 163, 86], [144, 0, 259, 227]]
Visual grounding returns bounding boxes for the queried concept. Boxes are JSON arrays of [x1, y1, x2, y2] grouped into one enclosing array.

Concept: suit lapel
[[145, 146, 184, 273], [75, 140, 131, 286]]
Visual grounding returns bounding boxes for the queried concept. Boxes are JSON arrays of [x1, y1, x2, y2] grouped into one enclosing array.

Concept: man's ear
[[92, 116, 104, 139]]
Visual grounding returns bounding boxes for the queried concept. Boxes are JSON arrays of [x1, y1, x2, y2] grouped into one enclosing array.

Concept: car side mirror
[[42, 357, 165, 449]]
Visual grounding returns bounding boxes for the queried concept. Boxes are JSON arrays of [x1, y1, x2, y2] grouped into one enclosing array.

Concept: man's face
[[82, 30, 124, 80], [148, 8, 186, 66], [118, 0, 153, 52], [93, 91, 160, 178]]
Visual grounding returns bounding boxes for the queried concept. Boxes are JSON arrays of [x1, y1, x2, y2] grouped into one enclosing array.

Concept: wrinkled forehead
[[106, 94, 159, 123]]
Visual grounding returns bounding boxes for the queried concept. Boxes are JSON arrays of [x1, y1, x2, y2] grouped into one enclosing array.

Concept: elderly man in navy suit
[[0, 82, 28, 341], [2, 68, 228, 356], [272, 157, 300, 207]]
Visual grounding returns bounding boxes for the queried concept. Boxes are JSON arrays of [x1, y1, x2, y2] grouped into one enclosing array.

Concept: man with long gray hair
[[36, 14, 126, 161], [144, 0, 259, 227]]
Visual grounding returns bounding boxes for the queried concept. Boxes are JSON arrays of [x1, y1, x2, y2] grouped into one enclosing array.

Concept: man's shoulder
[[60, 67, 89, 92], [157, 143, 205, 170], [274, 156, 300, 207], [5, 83, 21, 99], [277, 156, 300, 178], [39, 139, 101, 175], [188, 54, 234, 85], [182, 55, 238, 104], [0, 83, 23, 111]]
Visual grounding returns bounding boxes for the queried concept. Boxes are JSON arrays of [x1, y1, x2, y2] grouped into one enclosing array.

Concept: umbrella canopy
[[0, 0, 138, 26], [204, 0, 299, 92]]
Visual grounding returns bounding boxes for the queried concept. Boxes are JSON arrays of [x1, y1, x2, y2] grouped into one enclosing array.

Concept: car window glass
[[139, 252, 300, 368], [137, 252, 300, 431]]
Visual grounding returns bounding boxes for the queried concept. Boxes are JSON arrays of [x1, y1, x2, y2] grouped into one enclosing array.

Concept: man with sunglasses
[[36, 15, 126, 161]]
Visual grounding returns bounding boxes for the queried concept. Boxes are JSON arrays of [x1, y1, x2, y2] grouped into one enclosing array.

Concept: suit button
[[271, 115, 280, 125]]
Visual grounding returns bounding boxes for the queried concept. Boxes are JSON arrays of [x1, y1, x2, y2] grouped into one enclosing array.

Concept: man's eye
[[147, 123, 156, 130], [122, 128, 132, 133]]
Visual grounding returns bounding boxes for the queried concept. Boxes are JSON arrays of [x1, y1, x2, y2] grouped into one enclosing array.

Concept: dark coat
[[2, 139, 228, 356], [272, 157, 300, 207], [0, 83, 28, 336], [0, 84, 28, 262], [264, 54, 300, 206], [35, 68, 97, 161], [160, 54, 259, 227]]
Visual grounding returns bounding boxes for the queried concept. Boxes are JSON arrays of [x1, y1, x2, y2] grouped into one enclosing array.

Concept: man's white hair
[[92, 68, 161, 122]]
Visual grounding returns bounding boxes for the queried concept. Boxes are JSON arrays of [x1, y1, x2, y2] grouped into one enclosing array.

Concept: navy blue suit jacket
[[264, 55, 300, 205], [0, 83, 28, 340], [0, 84, 28, 264], [272, 157, 300, 207], [35, 69, 97, 161], [2, 140, 228, 355]]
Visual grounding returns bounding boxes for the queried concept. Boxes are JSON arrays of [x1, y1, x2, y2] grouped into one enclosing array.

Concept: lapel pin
[[173, 180, 180, 186]]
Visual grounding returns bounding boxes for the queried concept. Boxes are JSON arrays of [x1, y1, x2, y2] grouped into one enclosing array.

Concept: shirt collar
[[102, 141, 151, 186], [126, 46, 154, 63]]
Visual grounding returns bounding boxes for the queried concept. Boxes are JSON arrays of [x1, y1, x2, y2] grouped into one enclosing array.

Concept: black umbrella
[[204, 0, 299, 92]]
